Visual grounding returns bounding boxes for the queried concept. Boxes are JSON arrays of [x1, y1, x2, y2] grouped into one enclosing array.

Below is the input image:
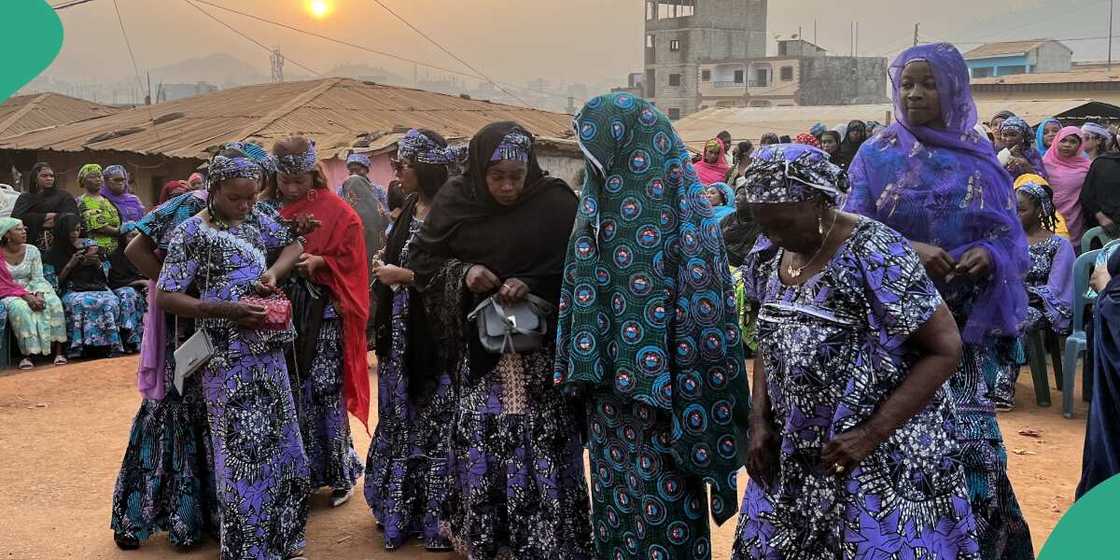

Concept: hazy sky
[[44, 0, 1120, 90]]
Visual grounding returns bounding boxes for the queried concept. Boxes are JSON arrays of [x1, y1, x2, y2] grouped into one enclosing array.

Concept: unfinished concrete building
[[644, 0, 768, 119]]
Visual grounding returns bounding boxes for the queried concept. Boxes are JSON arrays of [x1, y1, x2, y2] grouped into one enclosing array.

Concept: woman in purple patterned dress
[[734, 143, 979, 559], [364, 129, 457, 551], [157, 152, 310, 560], [409, 122, 593, 559]]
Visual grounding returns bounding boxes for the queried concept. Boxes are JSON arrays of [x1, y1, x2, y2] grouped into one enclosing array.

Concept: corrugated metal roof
[[972, 69, 1120, 85], [0, 78, 575, 160], [0, 92, 119, 137], [674, 99, 1114, 145], [963, 40, 1066, 60]]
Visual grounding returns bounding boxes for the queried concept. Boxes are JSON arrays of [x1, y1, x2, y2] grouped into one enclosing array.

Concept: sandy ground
[[0, 356, 1088, 559]]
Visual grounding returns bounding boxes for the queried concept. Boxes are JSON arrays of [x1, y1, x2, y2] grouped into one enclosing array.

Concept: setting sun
[[307, 0, 331, 19]]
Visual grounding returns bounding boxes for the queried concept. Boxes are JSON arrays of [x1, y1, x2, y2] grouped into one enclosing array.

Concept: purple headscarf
[[101, 165, 146, 223], [845, 43, 1028, 343]]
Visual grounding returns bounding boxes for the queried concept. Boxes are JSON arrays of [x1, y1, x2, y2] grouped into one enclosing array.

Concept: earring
[[818, 214, 825, 236]]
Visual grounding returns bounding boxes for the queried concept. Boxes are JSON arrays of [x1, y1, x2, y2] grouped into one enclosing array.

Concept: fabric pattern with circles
[[555, 92, 749, 557]]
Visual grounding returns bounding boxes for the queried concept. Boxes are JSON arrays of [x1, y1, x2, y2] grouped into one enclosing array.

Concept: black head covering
[[412, 121, 577, 296], [12, 162, 79, 250], [48, 213, 107, 293], [836, 120, 869, 168]]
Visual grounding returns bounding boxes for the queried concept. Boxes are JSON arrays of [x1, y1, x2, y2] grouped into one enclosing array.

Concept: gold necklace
[[786, 212, 839, 279]]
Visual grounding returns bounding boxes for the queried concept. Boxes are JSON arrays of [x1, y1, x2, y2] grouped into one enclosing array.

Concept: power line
[[189, 0, 484, 81], [366, 0, 530, 106], [182, 0, 322, 77], [51, 0, 99, 10], [111, 0, 160, 139]]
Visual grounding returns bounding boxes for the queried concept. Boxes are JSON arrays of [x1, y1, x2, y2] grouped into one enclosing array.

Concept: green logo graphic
[[0, 1, 62, 103], [1039, 474, 1120, 558]]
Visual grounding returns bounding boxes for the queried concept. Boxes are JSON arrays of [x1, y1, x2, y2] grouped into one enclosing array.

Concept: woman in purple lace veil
[[845, 43, 1035, 560]]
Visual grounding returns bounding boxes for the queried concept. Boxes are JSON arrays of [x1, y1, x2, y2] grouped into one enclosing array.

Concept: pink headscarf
[[1043, 126, 1092, 241], [693, 138, 730, 185]]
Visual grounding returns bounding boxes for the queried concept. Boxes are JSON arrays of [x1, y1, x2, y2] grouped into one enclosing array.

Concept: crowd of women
[[40, 41, 1115, 560]]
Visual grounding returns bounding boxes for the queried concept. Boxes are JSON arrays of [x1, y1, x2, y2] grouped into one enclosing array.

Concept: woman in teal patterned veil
[[554, 92, 749, 560]]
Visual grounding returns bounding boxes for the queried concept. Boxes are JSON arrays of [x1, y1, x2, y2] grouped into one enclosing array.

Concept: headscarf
[[276, 141, 371, 429], [77, 164, 103, 186], [694, 138, 731, 185], [1035, 117, 1061, 156], [0, 217, 21, 241], [411, 121, 577, 371], [276, 140, 318, 175], [207, 154, 262, 185], [836, 119, 867, 167], [742, 143, 849, 205], [1018, 180, 1059, 233], [707, 181, 737, 221], [990, 110, 1016, 126], [12, 162, 79, 249], [188, 172, 205, 187], [760, 132, 780, 145], [999, 116, 1048, 179], [158, 180, 189, 204], [45, 213, 105, 293], [1082, 122, 1114, 152], [345, 152, 371, 170], [556, 93, 748, 525], [810, 122, 827, 137], [397, 128, 463, 165], [1015, 173, 1070, 237], [794, 133, 821, 148], [0, 218, 27, 299], [1044, 126, 1092, 242], [845, 43, 1027, 343], [100, 165, 146, 223], [819, 130, 842, 159]]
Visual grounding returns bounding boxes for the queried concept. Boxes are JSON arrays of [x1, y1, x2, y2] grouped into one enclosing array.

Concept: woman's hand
[[227, 302, 268, 328], [375, 264, 413, 286], [22, 293, 44, 312], [465, 264, 501, 294], [81, 249, 101, 266], [955, 247, 992, 279], [1092, 263, 1112, 293], [295, 253, 325, 278], [255, 271, 279, 295], [820, 425, 883, 477], [746, 421, 780, 488], [496, 278, 530, 305], [911, 242, 955, 280]]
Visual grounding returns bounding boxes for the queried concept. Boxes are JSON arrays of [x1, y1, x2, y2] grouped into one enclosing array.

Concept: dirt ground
[[0, 356, 1088, 559]]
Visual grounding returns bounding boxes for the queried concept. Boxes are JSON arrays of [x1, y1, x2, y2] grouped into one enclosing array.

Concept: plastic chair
[[1024, 328, 1063, 407], [1082, 226, 1118, 254], [1063, 249, 1101, 418]]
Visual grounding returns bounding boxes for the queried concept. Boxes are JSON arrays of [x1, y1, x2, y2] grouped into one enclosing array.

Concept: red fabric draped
[[280, 187, 371, 429], [0, 263, 27, 299]]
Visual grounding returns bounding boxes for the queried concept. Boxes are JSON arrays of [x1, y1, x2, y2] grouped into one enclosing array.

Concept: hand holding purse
[[467, 293, 555, 354]]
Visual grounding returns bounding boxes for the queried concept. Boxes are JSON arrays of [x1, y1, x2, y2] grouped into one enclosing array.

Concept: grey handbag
[[467, 294, 555, 354]]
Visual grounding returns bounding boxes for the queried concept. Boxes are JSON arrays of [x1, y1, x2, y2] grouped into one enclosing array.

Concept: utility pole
[[856, 21, 860, 57], [1110, 0, 1115, 71], [270, 49, 285, 83], [814, 19, 817, 45], [145, 72, 151, 106], [913, 23, 920, 47]]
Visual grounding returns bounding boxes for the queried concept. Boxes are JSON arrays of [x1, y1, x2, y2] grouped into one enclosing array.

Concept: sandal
[[329, 488, 353, 508], [114, 533, 140, 551], [18, 358, 33, 370], [53, 355, 68, 366]]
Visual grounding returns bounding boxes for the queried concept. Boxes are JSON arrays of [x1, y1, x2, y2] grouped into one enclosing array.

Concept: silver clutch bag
[[173, 328, 214, 395]]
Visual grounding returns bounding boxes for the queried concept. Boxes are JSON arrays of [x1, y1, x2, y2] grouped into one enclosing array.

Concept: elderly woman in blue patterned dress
[[156, 151, 311, 560], [364, 129, 458, 551], [409, 122, 593, 559], [733, 143, 979, 559]]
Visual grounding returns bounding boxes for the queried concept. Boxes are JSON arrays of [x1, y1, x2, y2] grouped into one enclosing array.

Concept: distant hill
[[148, 53, 269, 88], [321, 63, 409, 86]]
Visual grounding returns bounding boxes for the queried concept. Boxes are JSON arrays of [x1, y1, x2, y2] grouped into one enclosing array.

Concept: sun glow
[[307, 0, 331, 19]]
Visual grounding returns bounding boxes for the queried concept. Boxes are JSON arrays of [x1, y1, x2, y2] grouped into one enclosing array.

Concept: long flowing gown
[[1077, 249, 1120, 497], [3, 244, 66, 356], [111, 191, 216, 547], [732, 219, 980, 559], [364, 214, 454, 551], [158, 212, 310, 560]]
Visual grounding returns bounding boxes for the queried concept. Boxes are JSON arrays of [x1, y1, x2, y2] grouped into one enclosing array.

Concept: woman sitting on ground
[[0, 217, 66, 368], [49, 214, 127, 357]]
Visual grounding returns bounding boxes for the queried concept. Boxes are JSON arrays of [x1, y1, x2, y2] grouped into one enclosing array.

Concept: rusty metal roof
[[0, 92, 119, 138], [963, 39, 1070, 60], [0, 78, 575, 160]]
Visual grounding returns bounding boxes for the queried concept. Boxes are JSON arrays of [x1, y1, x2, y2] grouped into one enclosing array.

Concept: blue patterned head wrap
[[346, 153, 371, 169], [276, 139, 318, 175], [102, 164, 128, 182], [208, 154, 262, 186], [1082, 122, 1113, 144], [999, 116, 1034, 145], [742, 143, 849, 206], [809, 122, 827, 137], [397, 129, 462, 165], [1018, 179, 1058, 231], [490, 130, 531, 162]]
